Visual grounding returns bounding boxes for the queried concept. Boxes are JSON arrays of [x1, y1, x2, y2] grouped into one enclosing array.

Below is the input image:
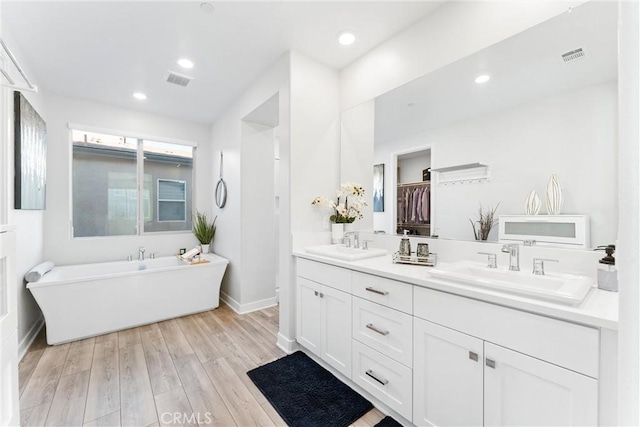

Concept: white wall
[[340, 99, 374, 230], [372, 81, 617, 245], [290, 52, 341, 233], [209, 54, 290, 315], [339, 1, 585, 111], [1, 28, 47, 354], [616, 2, 639, 424], [240, 121, 276, 307], [43, 94, 212, 265], [0, 0, 6, 225]]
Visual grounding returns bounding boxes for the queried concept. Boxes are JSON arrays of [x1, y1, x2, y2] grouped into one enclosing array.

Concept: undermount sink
[[428, 261, 594, 305], [305, 244, 388, 261]]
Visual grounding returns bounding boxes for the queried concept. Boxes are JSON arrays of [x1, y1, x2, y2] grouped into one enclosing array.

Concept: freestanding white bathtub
[[27, 254, 228, 345]]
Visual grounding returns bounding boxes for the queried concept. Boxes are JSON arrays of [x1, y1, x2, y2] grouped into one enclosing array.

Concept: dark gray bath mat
[[247, 351, 373, 427], [375, 415, 405, 427]]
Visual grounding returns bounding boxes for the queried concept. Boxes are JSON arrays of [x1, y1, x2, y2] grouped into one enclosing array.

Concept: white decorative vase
[[344, 223, 355, 233], [546, 174, 563, 215], [525, 190, 541, 215], [331, 223, 344, 244], [200, 244, 210, 254]]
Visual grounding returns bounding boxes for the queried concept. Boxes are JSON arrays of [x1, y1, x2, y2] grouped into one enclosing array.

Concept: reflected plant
[[469, 203, 500, 241]]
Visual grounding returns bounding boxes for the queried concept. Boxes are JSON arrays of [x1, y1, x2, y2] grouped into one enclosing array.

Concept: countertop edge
[[293, 250, 619, 331]]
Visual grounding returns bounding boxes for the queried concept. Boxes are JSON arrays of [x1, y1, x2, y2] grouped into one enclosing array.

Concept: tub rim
[[27, 253, 229, 289]]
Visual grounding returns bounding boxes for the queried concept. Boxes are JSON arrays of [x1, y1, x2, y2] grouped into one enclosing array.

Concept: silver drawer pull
[[365, 287, 389, 296], [314, 291, 318, 296], [469, 351, 478, 362], [366, 323, 389, 336], [486, 358, 496, 369], [365, 369, 388, 386]]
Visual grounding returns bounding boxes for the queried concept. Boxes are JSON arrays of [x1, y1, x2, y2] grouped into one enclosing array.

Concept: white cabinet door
[[321, 285, 352, 378], [296, 277, 322, 354], [413, 318, 483, 427], [484, 342, 598, 427], [297, 276, 352, 378]]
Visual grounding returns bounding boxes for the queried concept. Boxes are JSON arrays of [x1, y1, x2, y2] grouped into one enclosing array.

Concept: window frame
[[68, 123, 197, 239], [156, 179, 187, 223]]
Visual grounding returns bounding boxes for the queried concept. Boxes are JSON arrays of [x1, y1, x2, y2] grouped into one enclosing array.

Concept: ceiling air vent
[[561, 48, 586, 63], [166, 71, 193, 87]]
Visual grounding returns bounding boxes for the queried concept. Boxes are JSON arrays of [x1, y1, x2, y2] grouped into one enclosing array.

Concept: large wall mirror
[[341, 2, 618, 248]]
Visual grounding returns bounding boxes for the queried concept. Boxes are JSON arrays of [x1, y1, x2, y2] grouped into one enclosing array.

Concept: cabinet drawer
[[352, 340, 412, 421], [414, 286, 600, 377], [297, 259, 352, 292], [352, 272, 412, 314], [352, 297, 412, 367]]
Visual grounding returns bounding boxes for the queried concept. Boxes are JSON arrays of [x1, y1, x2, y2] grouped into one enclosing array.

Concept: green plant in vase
[[193, 211, 217, 253]]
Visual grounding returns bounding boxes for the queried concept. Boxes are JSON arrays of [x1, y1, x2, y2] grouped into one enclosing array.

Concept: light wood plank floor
[[19, 304, 385, 427]]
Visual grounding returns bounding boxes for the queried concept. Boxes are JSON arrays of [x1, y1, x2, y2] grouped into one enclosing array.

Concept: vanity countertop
[[293, 249, 618, 330]]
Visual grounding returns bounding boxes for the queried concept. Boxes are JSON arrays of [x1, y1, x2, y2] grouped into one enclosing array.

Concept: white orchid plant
[[311, 182, 367, 224]]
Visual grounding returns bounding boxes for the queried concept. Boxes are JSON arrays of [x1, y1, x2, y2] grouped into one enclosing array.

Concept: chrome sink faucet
[[138, 246, 146, 261], [343, 231, 360, 249], [501, 244, 520, 271]]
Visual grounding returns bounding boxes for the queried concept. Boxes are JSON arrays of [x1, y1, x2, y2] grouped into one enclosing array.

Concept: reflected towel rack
[[432, 162, 490, 185], [0, 38, 38, 92], [430, 162, 487, 173]]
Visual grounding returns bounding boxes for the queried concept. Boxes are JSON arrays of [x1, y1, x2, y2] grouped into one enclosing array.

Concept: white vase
[[331, 223, 344, 244], [344, 223, 355, 233], [525, 190, 541, 215], [546, 174, 563, 215], [200, 244, 210, 254]]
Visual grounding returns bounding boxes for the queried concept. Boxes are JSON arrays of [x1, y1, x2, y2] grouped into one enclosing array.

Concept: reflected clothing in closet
[[398, 185, 430, 224]]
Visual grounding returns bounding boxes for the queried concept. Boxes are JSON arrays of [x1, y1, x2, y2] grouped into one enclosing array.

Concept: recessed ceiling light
[[178, 58, 194, 69], [133, 92, 147, 100], [475, 74, 491, 84], [338, 32, 356, 46], [200, 2, 214, 13]]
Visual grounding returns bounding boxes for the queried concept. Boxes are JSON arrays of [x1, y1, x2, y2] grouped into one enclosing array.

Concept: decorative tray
[[175, 254, 210, 265], [392, 252, 437, 267]]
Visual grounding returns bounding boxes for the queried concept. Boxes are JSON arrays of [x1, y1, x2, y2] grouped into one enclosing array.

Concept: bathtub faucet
[[138, 247, 145, 261]]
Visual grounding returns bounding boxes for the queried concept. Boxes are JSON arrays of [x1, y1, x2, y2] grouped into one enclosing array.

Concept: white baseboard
[[220, 291, 278, 315], [220, 291, 241, 313], [19, 315, 44, 361], [276, 332, 298, 354]]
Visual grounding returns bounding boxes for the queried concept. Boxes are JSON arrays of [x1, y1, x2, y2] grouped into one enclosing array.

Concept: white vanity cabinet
[[295, 255, 609, 427], [413, 286, 599, 427], [296, 259, 353, 378]]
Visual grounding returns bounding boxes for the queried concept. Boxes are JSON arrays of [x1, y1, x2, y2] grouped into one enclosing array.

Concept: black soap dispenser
[[595, 245, 618, 292]]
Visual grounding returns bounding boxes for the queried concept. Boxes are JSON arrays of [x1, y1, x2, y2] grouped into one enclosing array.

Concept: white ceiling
[[2, 1, 443, 125], [374, 1, 618, 145]]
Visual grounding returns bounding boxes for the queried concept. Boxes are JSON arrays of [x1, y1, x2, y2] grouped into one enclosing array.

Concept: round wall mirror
[[215, 178, 227, 208], [215, 151, 227, 208]]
